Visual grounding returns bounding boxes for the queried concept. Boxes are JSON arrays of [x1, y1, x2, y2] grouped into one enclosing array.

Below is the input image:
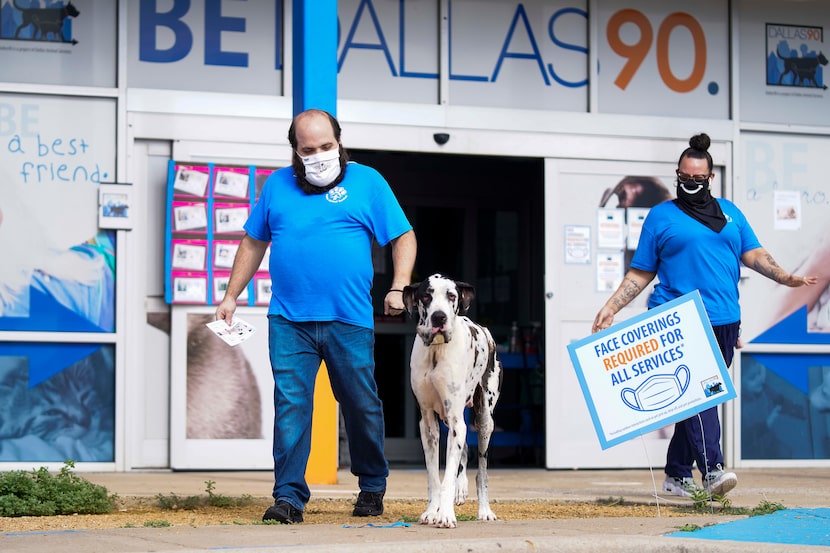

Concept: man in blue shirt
[[593, 133, 816, 499], [216, 109, 417, 523]]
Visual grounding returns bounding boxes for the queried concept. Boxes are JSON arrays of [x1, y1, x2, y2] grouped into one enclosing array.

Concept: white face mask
[[298, 149, 341, 187]]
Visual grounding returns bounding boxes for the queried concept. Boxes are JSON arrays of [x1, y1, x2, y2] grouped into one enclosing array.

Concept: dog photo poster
[[567, 291, 736, 449]]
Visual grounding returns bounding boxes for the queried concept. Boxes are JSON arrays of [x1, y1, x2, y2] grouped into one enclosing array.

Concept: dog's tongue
[[431, 326, 444, 334]]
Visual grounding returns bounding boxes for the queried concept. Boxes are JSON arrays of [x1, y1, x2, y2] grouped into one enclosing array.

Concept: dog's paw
[[454, 478, 468, 505], [478, 506, 498, 521], [434, 502, 458, 528], [419, 508, 440, 525], [435, 512, 458, 529]]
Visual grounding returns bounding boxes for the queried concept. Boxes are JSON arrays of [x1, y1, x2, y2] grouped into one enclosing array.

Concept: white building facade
[[1, 0, 828, 472]]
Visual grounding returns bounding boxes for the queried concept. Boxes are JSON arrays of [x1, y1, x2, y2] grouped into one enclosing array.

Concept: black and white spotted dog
[[402, 274, 503, 529]]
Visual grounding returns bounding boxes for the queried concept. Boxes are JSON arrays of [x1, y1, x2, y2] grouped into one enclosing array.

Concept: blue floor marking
[[666, 508, 830, 546]]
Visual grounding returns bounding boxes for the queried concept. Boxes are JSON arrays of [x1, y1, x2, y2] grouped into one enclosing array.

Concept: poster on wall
[[0, 343, 115, 463], [164, 161, 274, 306], [0, 0, 118, 87], [739, 133, 830, 343], [98, 183, 134, 230], [169, 307, 274, 469], [741, 352, 830, 460], [0, 94, 117, 333], [737, 132, 830, 462], [737, 0, 830, 126]]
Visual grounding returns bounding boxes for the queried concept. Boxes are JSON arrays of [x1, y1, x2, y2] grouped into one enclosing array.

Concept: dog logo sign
[[701, 376, 726, 398], [766, 23, 827, 89], [6, 1, 81, 44]]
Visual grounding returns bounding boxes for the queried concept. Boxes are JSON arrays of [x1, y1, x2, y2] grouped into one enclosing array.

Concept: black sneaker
[[263, 500, 303, 524], [352, 490, 385, 516]]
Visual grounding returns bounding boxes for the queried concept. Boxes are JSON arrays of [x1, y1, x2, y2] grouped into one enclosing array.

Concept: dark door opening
[[350, 149, 546, 467]]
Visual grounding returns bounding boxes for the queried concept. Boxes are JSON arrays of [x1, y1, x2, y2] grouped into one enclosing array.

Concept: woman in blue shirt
[[592, 133, 817, 498]]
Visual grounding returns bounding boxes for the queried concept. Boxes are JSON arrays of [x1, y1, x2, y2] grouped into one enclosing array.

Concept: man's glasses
[[676, 170, 709, 185]]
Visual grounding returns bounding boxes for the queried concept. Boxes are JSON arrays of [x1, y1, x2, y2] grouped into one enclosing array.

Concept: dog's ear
[[455, 281, 475, 315], [402, 283, 420, 318]]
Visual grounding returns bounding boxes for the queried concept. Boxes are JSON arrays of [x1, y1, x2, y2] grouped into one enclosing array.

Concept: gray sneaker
[[703, 464, 738, 496], [662, 476, 700, 498]]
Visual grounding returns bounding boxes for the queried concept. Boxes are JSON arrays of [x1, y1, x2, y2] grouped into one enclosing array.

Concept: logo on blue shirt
[[326, 186, 347, 203]]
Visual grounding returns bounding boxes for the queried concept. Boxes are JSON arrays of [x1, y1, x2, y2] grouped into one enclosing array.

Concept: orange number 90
[[607, 9, 707, 93]]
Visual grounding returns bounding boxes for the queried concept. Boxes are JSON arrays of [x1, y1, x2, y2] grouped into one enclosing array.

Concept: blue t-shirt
[[244, 162, 412, 329], [630, 198, 761, 326]]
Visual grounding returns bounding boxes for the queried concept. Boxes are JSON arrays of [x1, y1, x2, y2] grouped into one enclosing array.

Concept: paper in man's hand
[[205, 317, 256, 346]]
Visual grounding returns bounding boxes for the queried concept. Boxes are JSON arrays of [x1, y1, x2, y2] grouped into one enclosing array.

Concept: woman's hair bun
[[689, 133, 711, 152]]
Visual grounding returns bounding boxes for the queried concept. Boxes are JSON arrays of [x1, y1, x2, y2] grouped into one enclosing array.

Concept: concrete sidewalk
[[3, 466, 830, 552]]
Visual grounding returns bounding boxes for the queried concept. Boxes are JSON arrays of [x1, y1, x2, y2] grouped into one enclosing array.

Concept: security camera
[[433, 132, 450, 145]]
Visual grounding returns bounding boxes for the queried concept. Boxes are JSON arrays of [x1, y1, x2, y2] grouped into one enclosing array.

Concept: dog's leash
[[341, 521, 411, 529]]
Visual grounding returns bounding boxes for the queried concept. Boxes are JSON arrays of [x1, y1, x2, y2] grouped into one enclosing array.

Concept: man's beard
[[292, 145, 349, 194]]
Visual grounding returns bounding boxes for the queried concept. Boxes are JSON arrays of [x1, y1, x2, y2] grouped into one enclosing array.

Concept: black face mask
[[673, 180, 727, 233]]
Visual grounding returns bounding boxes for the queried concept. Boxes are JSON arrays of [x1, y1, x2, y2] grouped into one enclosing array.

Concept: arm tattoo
[[754, 253, 789, 284], [610, 277, 643, 309]]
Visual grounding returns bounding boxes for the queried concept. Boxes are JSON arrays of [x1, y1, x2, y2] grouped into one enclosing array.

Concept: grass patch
[[722, 499, 787, 517], [679, 492, 788, 518], [677, 523, 702, 532], [156, 480, 256, 511], [256, 519, 289, 525], [0, 460, 114, 517], [143, 519, 172, 528]]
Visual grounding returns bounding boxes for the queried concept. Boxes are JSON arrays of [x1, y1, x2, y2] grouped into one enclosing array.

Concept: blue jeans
[[665, 321, 739, 478], [267, 315, 388, 511]]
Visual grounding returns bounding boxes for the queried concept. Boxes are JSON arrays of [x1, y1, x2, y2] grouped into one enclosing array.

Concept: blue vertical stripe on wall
[[292, 0, 338, 116]]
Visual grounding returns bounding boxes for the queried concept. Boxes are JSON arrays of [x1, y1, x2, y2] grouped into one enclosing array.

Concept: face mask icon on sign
[[621, 365, 690, 412]]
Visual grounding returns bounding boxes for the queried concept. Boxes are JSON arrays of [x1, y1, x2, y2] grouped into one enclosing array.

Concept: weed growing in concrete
[[156, 480, 255, 510], [144, 519, 172, 527], [677, 523, 702, 532]]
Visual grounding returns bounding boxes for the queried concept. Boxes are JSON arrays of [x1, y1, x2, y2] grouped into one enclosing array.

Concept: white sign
[[626, 207, 649, 250], [564, 224, 591, 264], [567, 291, 736, 449], [595, 251, 623, 293], [773, 190, 801, 231], [596, 208, 625, 249]]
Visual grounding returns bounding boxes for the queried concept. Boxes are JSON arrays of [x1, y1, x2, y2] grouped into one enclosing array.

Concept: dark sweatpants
[[665, 322, 740, 478]]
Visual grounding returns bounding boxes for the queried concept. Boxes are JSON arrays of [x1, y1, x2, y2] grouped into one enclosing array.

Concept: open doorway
[[349, 149, 546, 467]]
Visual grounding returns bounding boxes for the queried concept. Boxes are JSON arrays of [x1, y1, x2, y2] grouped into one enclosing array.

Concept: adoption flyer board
[[567, 291, 736, 450]]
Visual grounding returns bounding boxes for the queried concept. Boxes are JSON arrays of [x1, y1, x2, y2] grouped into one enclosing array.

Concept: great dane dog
[[403, 274, 503, 528]]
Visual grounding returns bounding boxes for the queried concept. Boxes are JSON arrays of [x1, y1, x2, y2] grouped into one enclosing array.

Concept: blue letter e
[[139, 0, 193, 63]]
